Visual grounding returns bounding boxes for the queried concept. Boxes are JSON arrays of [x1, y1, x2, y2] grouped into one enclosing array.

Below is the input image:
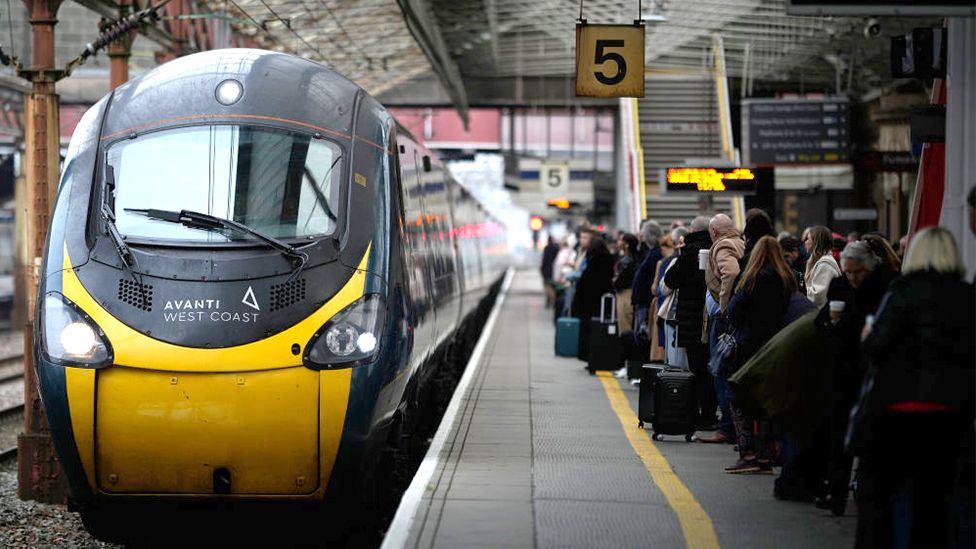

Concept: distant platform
[[383, 269, 855, 549]]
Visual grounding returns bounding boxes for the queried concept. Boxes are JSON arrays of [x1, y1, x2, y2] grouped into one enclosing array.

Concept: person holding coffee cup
[[812, 239, 900, 516], [828, 300, 845, 324], [664, 216, 717, 429]]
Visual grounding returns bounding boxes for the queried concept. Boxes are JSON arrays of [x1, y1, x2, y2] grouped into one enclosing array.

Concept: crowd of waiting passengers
[[539, 188, 975, 549]]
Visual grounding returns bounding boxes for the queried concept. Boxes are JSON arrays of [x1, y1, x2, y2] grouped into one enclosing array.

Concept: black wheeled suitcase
[[638, 363, 666, 428], [586, 293, 622, 374], [638, 365, 697, 442]]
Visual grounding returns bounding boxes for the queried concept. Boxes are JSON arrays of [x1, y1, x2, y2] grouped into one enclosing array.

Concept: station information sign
[[786, 0, 974, 16], [665, 167, 757, 193], [575, 24, 645, 98], [742, 97, 850, 166]]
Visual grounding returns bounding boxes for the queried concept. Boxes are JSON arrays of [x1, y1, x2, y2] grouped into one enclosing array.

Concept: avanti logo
[[242, 286, 260, 311]]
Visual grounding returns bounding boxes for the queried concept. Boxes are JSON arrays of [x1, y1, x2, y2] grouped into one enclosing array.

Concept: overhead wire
[[255, 0, 331, 63], [313, 0, 373, 66]]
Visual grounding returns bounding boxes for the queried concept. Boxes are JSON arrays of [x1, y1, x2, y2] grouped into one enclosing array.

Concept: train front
[[34, 50, 400, 509]]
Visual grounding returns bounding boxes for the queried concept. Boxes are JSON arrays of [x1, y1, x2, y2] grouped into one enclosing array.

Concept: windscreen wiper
[[124, 208, 309, 269], [101, 203, 134, 267]]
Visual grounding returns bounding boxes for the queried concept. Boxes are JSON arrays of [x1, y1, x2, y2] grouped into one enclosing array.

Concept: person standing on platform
[[778, 235, 806, 291], [613, 232, 640, 343], [656, 226, 688, 370], [804, 226, 841, 308], [632, 220, 664, 357], [849, 227, 974, 548], [571, 230, 614, 361], [541, 236, 560, 308], [814, 240, 898, 515], [700, 213, 744, 444], [725, 236, 796, 473], [664, 216, 715, 427]]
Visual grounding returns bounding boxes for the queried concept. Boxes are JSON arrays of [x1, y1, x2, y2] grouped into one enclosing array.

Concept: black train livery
[[33, 48, 507, 536]]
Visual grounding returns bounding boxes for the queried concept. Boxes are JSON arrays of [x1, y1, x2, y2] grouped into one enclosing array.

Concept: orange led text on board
[[666, 168, 756, 192]]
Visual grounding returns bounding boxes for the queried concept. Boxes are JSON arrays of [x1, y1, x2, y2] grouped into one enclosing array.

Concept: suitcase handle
[[600, 293, 616, 324]]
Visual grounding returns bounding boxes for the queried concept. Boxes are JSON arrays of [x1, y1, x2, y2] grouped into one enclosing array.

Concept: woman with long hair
[[804, 226, 841, 307], [860, 233, 902, 273], [851, 227, 974, 548], [724, 236, 798, 473]]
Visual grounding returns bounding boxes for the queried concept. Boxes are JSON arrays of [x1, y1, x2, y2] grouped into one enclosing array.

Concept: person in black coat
[[572, 231, 615, 361], [664, 216, 715, 426], [725, 236, 797, 473], [739, 208, 776, 271], [541, 236, 560, 308], [850, 228, 975, 549], [811, 240, 899, 514]]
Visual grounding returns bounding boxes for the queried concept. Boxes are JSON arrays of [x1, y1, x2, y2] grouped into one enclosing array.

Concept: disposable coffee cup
[[829, 300, 845, 322], [698, 249, 709, 270]]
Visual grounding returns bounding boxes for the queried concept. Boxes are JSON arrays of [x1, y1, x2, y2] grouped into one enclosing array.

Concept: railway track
[[0, 352, 25, 463]]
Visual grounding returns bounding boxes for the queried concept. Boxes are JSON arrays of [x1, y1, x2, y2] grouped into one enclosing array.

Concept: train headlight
[[40, 293, 113, 368], [304, 294, 386, 369]]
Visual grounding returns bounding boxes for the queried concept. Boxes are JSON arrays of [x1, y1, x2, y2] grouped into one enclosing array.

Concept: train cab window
[[108, 125, 343, 243]]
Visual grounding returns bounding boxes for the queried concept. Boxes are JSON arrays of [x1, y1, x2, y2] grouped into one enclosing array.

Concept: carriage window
[[108, 125, 343, 242]]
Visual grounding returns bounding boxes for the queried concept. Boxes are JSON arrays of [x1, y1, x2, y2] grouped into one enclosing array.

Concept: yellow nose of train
[[59, 246, 370, 498]]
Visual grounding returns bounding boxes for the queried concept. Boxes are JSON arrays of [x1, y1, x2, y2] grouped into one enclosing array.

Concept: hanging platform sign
[[540, 162, 571, 195], [575, 23, 645, 98]]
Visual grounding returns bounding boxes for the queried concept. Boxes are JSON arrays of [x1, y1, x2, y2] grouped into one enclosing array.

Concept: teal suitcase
[[555, 317, 580, 357]]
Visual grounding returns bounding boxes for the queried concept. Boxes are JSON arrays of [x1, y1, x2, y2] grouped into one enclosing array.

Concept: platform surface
[[387, 269, 856, 548]]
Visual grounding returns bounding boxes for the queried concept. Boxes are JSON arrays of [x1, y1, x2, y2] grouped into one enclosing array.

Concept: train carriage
[[34, 48, 506, 539]]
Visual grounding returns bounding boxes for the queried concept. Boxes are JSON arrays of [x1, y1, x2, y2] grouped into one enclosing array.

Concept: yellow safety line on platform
[[596, 371, 721, 549]]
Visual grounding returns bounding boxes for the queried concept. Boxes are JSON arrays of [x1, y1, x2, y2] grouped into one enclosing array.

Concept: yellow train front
[[34, 49, 507, 539]]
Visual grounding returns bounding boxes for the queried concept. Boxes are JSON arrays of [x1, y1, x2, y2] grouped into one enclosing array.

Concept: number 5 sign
[[540, 162, 570, 195], [575, 24, 645, 98]]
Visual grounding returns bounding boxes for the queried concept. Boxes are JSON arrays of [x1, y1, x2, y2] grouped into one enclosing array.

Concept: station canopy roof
[[220, 0, 935, 111]]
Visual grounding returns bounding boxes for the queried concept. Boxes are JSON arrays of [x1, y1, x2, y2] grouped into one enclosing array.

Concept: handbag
[[708, 326, 738, 378], [844, 366, 878, 455]]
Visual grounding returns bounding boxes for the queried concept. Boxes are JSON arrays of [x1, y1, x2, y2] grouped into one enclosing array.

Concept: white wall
[[943, 18, 976, 280]]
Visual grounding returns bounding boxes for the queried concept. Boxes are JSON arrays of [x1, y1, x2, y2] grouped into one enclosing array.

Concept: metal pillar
[[107, 0, 134, 89], [17, 0, 67, 504]]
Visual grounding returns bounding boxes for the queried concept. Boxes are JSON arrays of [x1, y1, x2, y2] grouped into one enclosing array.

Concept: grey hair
[[690, 216, 710, 232], [840, 241, 881, 271], [640, 219, 663, 244], [671, 227, 689, 243]]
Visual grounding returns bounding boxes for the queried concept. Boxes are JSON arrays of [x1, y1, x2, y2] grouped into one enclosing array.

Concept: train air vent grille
[[117, 279, 153, 311], [269, 279, 306, 312]]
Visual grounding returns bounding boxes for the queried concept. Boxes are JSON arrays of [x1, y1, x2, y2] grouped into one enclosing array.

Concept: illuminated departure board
[[665, 168, 757, 193]]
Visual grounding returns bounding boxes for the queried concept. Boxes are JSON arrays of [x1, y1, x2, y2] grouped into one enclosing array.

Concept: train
[[34, 48, 508, 539]]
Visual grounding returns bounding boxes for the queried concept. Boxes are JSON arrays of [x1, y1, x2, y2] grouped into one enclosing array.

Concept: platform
[[383, 269, 856, 549]]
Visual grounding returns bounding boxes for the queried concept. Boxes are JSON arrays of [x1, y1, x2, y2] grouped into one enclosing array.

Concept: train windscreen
[[108, 124, 343, 243]]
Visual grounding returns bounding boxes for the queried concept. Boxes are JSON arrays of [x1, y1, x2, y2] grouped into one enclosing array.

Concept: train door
[[412, 150, 439, 353]]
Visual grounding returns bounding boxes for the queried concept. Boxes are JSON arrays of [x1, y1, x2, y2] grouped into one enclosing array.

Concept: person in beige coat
[[706, 214, 745, 314], [803, 225, 841, 308], [700, 213, 745, 443]]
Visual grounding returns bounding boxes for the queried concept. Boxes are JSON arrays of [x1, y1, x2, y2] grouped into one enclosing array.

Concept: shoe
[[698, 433, 731, 444], [815, 494, 848, 516], [613, 367, 628, 379], [630, 378, 640, 386], [725, 459, 762, 474]]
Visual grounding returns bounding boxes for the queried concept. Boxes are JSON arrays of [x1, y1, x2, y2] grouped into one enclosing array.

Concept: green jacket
[[729, 311, 838, 442]]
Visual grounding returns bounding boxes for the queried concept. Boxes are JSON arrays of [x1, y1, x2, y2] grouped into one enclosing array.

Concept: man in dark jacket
[[664, 215, 716, 428]]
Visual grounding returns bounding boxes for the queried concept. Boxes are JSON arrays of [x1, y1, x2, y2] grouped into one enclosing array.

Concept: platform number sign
[[540, 162, 570, 195], [575, 24, 645, 98]]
